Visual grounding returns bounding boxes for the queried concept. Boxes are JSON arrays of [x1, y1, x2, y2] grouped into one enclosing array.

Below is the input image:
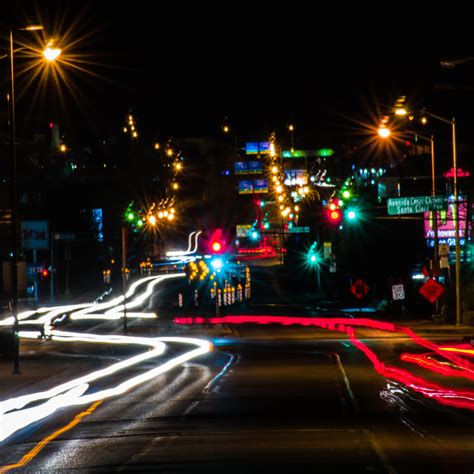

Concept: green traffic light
[[342, 190, 351, 199], [127, 212, 135, 221], [346, 209, 357, 220], [308, 241, 319, 265]]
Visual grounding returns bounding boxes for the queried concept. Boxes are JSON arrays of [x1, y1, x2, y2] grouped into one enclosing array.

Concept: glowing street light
[[378, 126, 391, 138], [377, 122, 442, 316], [8, 24, 63, 374], [43, 45, 62, 62]]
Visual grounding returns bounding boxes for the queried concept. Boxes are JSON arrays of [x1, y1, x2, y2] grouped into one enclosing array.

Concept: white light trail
[[1, 384, 89, 442], [0, 333, 211, 442], [166, 230, 202, 257], [0, 274, 212, 443]]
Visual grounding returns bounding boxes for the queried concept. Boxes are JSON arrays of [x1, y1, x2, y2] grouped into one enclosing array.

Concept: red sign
[[443, 167, 470, 178], [419, 278, 444, 303], [351, 279, 370, 299]]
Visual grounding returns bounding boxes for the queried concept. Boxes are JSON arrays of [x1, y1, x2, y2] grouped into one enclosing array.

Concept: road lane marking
[[183, 400, 200, 415], [202, 352, 236, 394], [332, 353, 360, 413], [363, 429, 397, 474], [0, 400, 103, 473]]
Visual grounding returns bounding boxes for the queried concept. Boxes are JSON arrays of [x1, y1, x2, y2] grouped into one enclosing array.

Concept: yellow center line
[[440, 347, 474, 356], [0, 400, 103, 473]]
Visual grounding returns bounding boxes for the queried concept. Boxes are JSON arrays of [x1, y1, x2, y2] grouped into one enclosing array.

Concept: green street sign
[[289, 226, 310, 234], [387, 196, 448, 215]]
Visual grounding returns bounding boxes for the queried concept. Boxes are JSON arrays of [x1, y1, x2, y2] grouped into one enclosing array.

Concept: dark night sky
[[2, 1, 473, 148]]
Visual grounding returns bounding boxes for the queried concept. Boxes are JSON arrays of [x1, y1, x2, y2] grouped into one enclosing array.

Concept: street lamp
[[424, 112, 461, 326], [440, 57, 474, 69], [8, 26, 61, 374], [393, 107, 462, 325], [288, 124, 295, 150], [378, 126, 438, 264]]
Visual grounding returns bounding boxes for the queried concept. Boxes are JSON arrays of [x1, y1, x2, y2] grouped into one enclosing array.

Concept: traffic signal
[[250, 230, 260, 240], [211, 240, 223, 253], [39, 268, 49, 280], [210, 257, 224, 272], [307, 242, 319, 265], [326, 196, 346, 225], [346, 209, 357, 221], [209, 228, 226, 254], [327, 207, 342, 224]]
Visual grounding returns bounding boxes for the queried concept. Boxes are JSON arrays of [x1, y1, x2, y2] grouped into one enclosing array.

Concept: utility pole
[[122, 226, 128, 334]]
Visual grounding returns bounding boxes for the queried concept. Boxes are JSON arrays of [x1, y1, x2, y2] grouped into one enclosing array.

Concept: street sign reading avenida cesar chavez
[[387, 196, 448, 216]]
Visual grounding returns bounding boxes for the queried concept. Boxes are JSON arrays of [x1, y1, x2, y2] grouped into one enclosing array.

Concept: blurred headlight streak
[[0, 275, 211, 442]]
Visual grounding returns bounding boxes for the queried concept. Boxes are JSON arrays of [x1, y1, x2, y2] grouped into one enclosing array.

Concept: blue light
[[210, 257, 223, 271], [250, 231, 259, 240]]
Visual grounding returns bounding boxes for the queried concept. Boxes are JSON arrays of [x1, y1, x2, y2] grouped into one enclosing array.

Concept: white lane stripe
[[183, 400, 200, 415], [202, 352, 236, 394], [332, 352, 360, 413]]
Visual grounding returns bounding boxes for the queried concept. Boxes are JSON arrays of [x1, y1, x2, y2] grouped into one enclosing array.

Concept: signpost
[[419, 278, 445, 303], [21, 221, 49, 306], [392, 284, 405, 301], [438, 243, 450, 269], [387, 196, 448, 216], [351, 279, 369, 299], [288, 226, 310, 234]]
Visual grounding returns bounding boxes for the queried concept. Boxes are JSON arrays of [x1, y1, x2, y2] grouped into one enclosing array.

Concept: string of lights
[[121, 112, 186, 232]]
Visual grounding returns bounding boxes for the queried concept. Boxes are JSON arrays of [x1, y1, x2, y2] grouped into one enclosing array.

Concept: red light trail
[[174, 315, 474, 411]]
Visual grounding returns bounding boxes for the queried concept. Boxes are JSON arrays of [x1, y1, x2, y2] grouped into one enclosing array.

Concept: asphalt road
[[1, 323, 472, 473], [1, 270, 472, 473]]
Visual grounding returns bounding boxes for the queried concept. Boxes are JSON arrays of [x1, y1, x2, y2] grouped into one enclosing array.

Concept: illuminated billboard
[[235, 162, 248, 174], [281, 149, 335, 158], [248, 161, 263, 174], [245, 142, 271, 155], [238, 180, 253, 194], [284, 169, 308, 186], [253, 179, 268, 193], [424, 199, 469, 246]]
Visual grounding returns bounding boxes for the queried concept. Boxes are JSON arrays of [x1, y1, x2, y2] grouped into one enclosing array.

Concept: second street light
[[378, 126, 440, 318], [393, 106, 462, 326], [8, 25, 62, 374]]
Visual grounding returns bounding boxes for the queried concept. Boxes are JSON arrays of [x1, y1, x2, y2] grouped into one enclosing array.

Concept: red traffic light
[[208, 228, 226, 254], [41, 269, 49, 278], [211, 241, 222, 253], [327, 208, 342, 223]]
